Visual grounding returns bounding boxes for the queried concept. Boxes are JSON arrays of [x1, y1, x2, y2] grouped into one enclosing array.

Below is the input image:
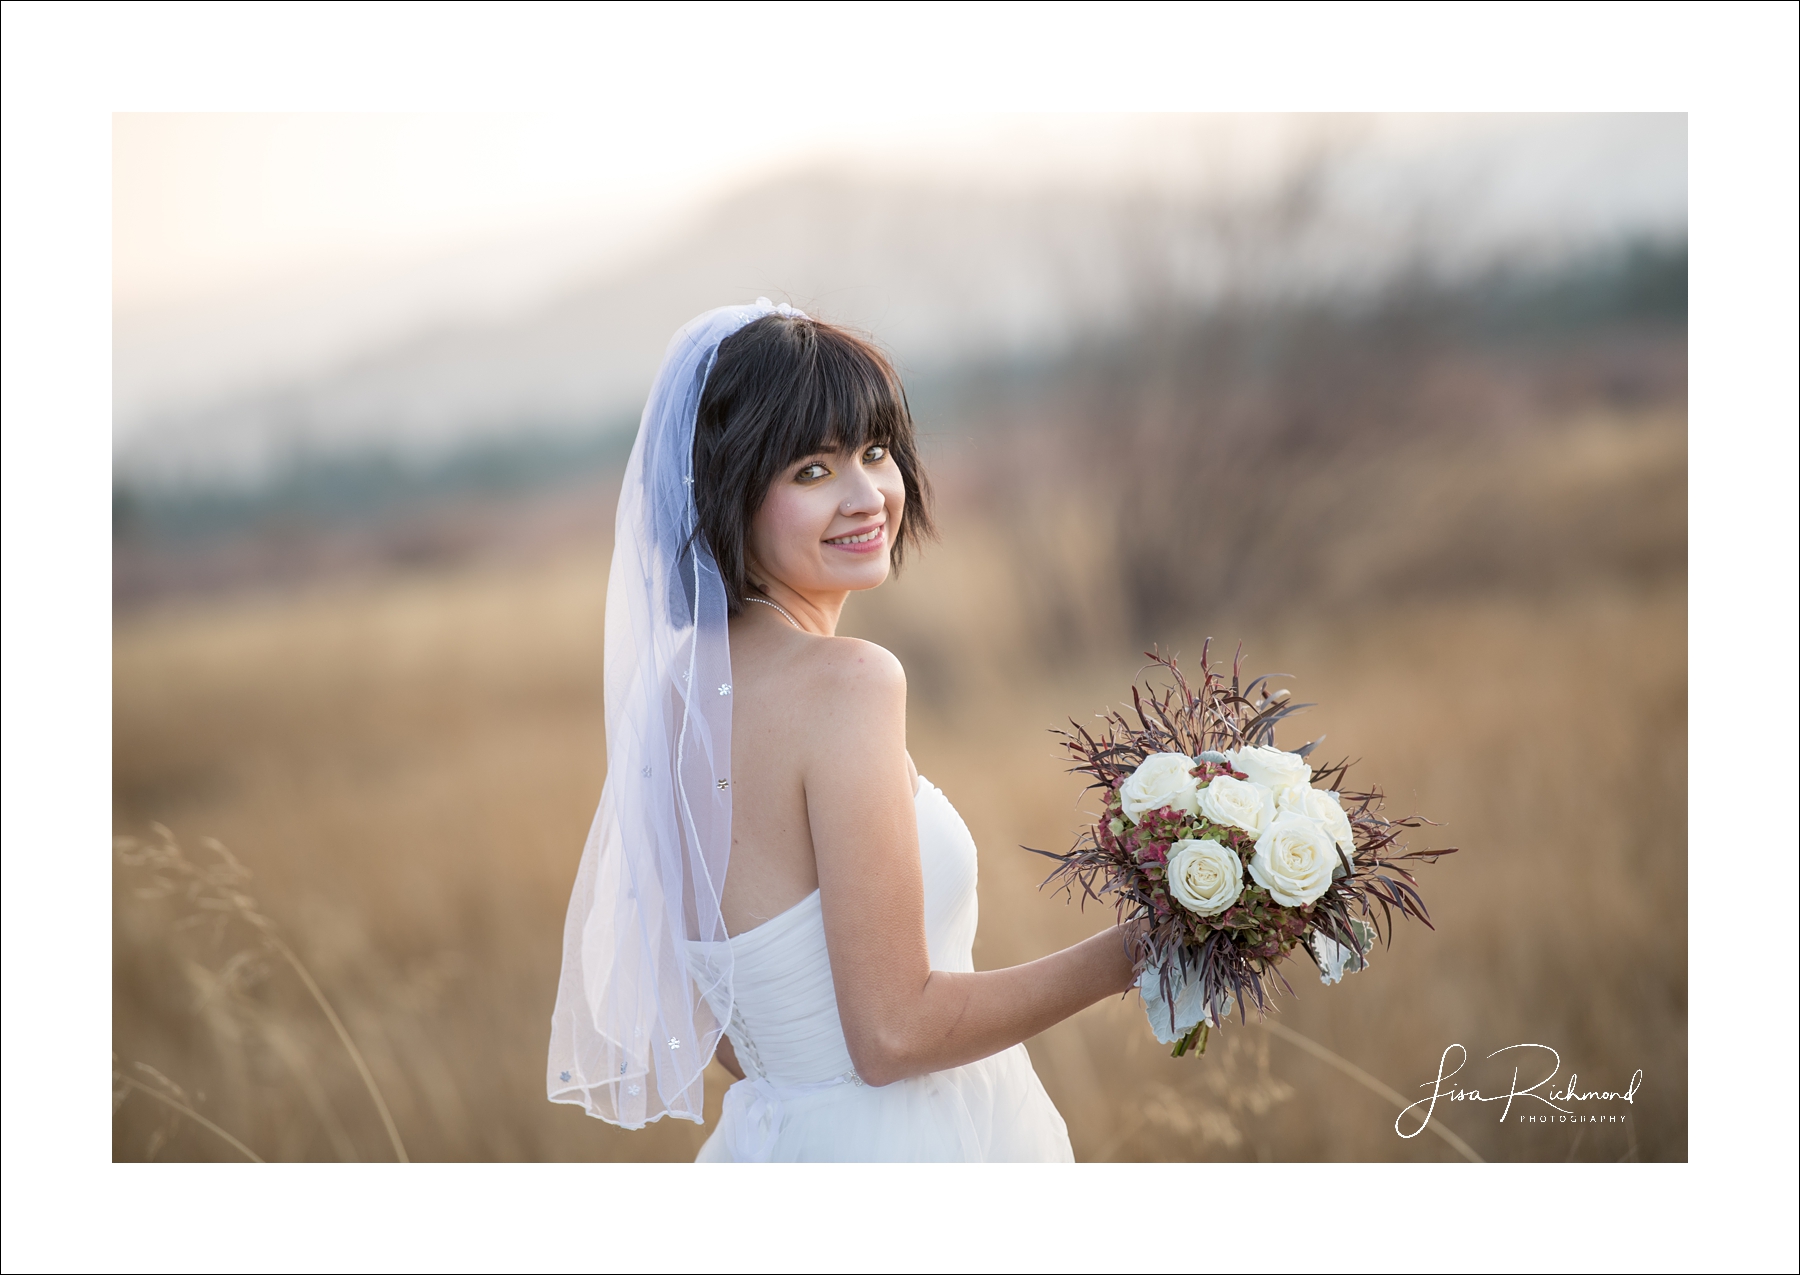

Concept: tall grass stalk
[[1257, 1019, 1483, 1163], [117, 827, 411, 1162], [115, 1073, 265, 1163], [252, 922, 408, 1162]]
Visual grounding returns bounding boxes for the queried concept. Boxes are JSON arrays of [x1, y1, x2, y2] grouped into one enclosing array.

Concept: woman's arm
[[802, 639, 1139, 1089]]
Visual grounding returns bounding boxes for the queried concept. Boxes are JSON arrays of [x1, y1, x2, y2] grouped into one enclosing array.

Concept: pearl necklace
[[745, 595, 803, 631]]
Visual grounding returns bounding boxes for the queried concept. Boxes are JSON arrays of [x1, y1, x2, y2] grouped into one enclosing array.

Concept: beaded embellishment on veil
[[547, 298, 809, 1130]]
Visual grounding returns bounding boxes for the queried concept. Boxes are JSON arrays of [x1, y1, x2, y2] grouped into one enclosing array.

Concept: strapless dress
[[686, 777, 1073, 1162]]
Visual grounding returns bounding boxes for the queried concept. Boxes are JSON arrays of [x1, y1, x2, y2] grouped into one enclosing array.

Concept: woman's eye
[[863, 445, 888, 464], [795, 463, 829, 482]]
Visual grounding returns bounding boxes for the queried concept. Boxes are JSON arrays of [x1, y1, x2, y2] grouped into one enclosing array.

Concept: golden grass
[[112, 410, 1685, 1161]]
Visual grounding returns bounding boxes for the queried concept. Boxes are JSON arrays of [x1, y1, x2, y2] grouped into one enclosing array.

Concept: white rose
[[1196, 774, 1276, 837], [1227, 745, 1314, 798], [1119, 752, 1200, 824], [1277, 786, 1356, 865], [1166, 838, 1244, 917], [1249, 811, 1339, 906]]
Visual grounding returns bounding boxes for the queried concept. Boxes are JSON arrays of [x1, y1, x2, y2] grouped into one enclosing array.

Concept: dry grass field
[[113, 392, 1685, 1162]]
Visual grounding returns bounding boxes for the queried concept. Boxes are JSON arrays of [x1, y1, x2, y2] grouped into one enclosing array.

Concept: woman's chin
[[820, 561, 892, 594]]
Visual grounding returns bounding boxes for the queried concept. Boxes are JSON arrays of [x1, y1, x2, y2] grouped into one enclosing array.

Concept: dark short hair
[[693, 312, 934, 612]]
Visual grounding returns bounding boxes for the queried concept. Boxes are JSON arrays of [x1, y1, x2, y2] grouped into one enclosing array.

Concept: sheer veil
[[548, 299, 803, 1127]]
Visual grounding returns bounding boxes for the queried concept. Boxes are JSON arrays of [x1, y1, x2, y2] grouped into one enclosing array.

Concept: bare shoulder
[[792, 637, 913, 834], [784, 635, 906, 721], [806, 635, 905, 690]]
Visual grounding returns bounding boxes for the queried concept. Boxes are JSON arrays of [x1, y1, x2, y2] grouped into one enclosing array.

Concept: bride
[[548, 299, 1137, 1161]]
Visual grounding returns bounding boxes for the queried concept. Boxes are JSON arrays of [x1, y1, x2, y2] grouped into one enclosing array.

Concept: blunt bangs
[[693, 312, 935, 612]]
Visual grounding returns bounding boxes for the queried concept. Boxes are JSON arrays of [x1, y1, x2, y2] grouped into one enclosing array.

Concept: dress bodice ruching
[[685, 777, 1072, 1162]]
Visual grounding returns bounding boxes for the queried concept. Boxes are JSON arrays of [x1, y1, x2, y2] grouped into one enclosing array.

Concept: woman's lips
[[824, 524, 886, 554]]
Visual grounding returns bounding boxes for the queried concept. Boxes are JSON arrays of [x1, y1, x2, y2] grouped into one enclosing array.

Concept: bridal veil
[[548, 299, 801, 1127]]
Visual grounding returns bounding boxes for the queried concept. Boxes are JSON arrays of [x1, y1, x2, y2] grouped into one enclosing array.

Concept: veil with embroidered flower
[[546, 301, 764, 1127], [549, 299, 1138, 1160]]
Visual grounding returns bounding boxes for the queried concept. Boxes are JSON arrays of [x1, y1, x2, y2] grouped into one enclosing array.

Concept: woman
[[548, 299, 1137, 1161]]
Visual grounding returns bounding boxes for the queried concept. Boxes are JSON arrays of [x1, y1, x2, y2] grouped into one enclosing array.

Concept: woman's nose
[[840, 467, 884, 516]]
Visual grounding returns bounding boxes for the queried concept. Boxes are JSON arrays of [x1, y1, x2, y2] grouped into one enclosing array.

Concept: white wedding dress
[[688, 777, 1074, 1162]]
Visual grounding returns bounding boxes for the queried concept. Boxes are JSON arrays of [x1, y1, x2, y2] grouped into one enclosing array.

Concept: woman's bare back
[[720, 611, 917, 937]]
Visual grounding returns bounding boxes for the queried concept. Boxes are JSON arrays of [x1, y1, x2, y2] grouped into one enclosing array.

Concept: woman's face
[[745, 441, 906, 600]]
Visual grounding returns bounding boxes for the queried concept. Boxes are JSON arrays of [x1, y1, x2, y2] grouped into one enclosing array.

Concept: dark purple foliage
[[1030, 642, 1456, 1056]]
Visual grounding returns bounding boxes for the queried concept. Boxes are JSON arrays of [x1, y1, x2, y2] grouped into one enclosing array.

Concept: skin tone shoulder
[[718, 438, 1138, 1088]]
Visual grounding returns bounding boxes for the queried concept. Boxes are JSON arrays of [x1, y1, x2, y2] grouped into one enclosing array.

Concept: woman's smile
[[824, 523, 886, 553]]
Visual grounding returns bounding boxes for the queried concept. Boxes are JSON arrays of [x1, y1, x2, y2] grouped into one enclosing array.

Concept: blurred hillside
[[114, 238, 1684, 612], [113, 114, 1683, 496]]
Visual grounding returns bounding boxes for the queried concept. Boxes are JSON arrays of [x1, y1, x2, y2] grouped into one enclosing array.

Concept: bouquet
[[1037, 642, 1454, 1056]]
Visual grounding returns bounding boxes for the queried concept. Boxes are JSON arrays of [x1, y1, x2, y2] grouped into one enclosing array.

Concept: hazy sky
[[113, 112, 1685, 455], [111, 112, 1385, 436], [115, 111, 1024, 315], [116, 111, 1687, 307], [112, 113, 1519, 315]]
